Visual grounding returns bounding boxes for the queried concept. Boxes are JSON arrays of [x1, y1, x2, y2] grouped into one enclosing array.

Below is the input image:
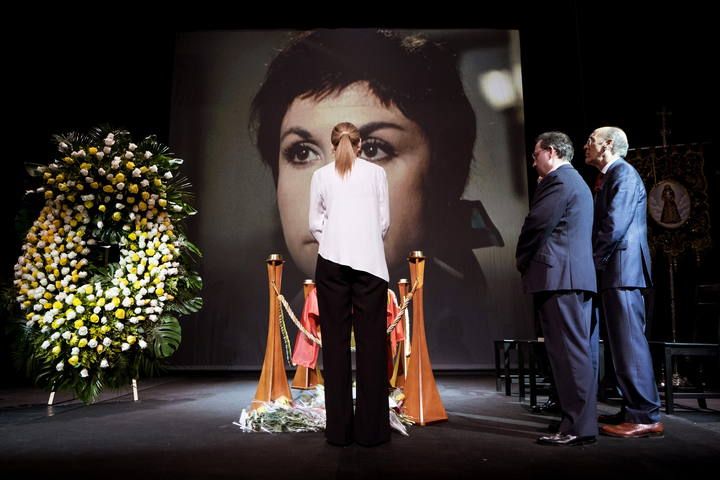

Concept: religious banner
[[627, 144, 712, 260]]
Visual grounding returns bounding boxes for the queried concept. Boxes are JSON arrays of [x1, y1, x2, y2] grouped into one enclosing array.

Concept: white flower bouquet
[[10, 126, 202, 403]]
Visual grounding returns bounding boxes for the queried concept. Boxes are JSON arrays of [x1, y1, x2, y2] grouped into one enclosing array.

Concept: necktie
[[593, 172, 605, 193]]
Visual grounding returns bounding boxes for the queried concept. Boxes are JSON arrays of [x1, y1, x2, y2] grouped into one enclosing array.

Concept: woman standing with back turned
[[310, 122, 391, 447]]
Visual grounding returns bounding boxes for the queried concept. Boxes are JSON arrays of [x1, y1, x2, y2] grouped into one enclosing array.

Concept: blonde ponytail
[[331, 122, 361, 178]]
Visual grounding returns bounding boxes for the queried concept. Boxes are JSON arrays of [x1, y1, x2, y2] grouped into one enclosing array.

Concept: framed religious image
[[648, 179, 691, 229]]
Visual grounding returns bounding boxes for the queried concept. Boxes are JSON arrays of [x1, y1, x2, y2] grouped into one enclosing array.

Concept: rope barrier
[[271, 276, 422, 346]]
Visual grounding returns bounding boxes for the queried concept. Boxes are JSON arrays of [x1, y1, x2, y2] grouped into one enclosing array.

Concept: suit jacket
[[593, 158, 652, 289], [516, 164, 596, 294]]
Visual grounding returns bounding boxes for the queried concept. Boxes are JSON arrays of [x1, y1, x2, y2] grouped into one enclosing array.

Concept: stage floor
[[1, 373, 718, 479]]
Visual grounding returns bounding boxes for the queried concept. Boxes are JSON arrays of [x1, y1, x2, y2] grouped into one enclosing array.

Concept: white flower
[[71, 347, 80, 355], [78, 326, 88, 336], [56, 362, 64, 371], [144, 151, 152, 159], [164, 172, 173, 179], [80, 369, 89, 378], [129, 143, 137, 151], [96, 151, 104, 160], [88, 339, 98, 348], [121, 342, 130, 351], [138, 339, 147, 349], [100, 359, 109, 368], [41, 340, 51, 349], [103, 337, 112, 347]]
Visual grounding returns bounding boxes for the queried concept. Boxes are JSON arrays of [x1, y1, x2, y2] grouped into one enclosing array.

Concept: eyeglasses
[[532, 147, 548, 161]]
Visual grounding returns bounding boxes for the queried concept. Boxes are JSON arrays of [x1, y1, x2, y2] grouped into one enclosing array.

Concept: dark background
[[2, 4, 716, 381]]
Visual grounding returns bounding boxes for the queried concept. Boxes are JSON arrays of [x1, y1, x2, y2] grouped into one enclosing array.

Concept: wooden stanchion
[[389, 279, 410, 388], [291, 279, 324, 389], [251, 254, 292, 409], [402, 251, 447, 425]]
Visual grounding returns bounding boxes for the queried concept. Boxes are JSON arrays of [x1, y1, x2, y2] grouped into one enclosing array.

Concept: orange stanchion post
[[389, 279, 410, 388], [251, 254, 292, 410], [402, 251, 447, 425], [292, 279, 324, 389]]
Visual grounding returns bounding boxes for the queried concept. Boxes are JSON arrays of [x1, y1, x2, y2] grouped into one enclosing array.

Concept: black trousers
[[315, 255, 391, 446]]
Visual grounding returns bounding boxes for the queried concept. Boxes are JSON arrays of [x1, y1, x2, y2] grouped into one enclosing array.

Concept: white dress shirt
[[309, 158, 390, 281]]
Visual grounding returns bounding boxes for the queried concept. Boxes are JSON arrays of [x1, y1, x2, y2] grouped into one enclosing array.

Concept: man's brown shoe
[[600, 422, 664, 438]]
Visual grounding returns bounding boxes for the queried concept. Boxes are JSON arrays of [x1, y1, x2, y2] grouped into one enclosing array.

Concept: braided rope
[[271, 276, 422, 344], [272, 282, 322, 346], [386, 277, 421, 334]]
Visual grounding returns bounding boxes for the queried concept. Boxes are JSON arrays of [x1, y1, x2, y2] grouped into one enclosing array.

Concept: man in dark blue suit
[[516, 132, 598, 446], [585, 126, 664, 438]]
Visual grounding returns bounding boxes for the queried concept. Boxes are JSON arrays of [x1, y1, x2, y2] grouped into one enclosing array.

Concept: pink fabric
[[291, 288, 405, 368], [292, 288, 320, 369], [387, 289, 404, 357]]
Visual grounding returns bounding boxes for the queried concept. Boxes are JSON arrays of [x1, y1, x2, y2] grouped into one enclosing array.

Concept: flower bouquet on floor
[[8, 126, 202, 403]]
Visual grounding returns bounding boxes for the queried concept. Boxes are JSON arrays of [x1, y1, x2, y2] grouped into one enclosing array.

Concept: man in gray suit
[[585, 126, 664, 438], [516, 132, 598, 446]]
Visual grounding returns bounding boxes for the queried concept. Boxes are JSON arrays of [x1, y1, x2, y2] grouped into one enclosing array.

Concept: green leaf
[[182, 239, 203, 258], [151, 315, 182, 358]]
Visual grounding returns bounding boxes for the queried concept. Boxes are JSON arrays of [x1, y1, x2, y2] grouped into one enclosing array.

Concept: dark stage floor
[[1, 373, 718, 479]]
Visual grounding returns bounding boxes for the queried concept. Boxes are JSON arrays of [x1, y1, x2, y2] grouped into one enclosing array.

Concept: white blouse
[[309, 158, 390, 281]]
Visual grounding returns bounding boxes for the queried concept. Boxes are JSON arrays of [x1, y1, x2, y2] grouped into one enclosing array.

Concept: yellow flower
[[127, 335, 136, 344], [88, 147, 98, 155], [115, 309, 126, 319], [90, 314, 99, 323], [68, 355, 79, 366], [74, 319, 84, 329], [78, 338, 88, 348], [51, 345, 61, 355], [96, 345, 104, 353], [112, 212, 122, 221], [98, 205, 106, 212]]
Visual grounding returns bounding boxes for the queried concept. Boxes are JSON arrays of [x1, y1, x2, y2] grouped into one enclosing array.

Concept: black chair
[[649, 341, 720, 414]]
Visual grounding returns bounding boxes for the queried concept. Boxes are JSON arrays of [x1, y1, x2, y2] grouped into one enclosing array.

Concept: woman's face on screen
[[277, 81, 431, 277]]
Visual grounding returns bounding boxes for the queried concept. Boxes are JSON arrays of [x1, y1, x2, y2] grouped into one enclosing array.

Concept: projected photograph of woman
[[169, 28, 530, 370]]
